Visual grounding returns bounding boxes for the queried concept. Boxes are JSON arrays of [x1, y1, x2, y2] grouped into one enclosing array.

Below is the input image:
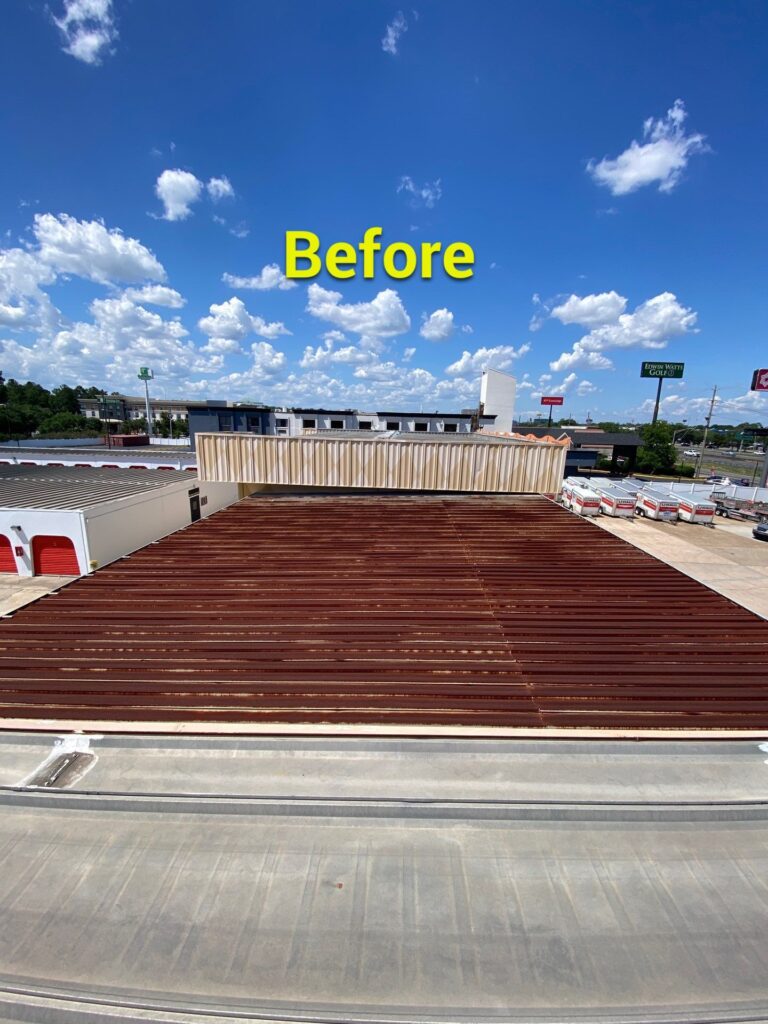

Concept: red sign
[[751, 368, 768, 391], [540, 396, 564, 406]]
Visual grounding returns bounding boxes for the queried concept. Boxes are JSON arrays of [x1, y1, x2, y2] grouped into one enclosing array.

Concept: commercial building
[[523, 426, 642, 473], [0, 464, 238, 577], [0, 445, 197, 471], [480, 368, 516, 433], [186, 402, 498, 448], [78, 393, 191, 424]]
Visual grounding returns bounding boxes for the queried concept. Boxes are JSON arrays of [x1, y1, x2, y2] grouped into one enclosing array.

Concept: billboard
[[750, 368, 768, 391], [640, 362, 685, 378], [540, 396, 564, 406]]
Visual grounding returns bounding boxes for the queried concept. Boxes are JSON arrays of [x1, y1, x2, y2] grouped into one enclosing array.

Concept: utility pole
[[694, 385, 718, 480]]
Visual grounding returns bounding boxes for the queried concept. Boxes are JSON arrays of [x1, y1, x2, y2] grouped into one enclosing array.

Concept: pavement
[[0, 573, 73, 616], [593, 513, 768, 618], [1, 733, 768, 1022]]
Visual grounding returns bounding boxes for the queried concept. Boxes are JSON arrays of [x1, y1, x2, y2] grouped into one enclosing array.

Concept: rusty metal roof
[[0, 494, 767, 731]]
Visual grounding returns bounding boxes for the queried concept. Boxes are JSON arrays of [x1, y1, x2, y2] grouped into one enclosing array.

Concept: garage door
[[32, 536, 80, 576], [0, 536, 17, 574]]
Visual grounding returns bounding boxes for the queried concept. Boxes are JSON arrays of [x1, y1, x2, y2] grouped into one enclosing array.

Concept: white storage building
[[0, 465, 239, 578]]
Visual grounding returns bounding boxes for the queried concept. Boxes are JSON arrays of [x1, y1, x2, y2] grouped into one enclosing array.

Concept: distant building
[[480, 369, 516, 434], [78, 394, 190, 424], [187, 403, 497, 449]]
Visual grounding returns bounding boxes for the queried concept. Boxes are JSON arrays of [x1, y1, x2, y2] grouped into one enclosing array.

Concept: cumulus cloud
[[198, 296, 290, 344], [34, 213, 166, 283], [397, 176, 442, 208], [306, 283, 410, 347], [222, 264, 297, 291], [53, 0, 116, 65], [206, 176, 235, 202], [154, 169, 203, 221], [549, 291, 697, 372], [588, 100, 708, 196], [420, 308, 454, 341], [445, 344, 530, 377], [123, 285, 185, 308], [550, 290, 627, 327], [382, 11, 408, 55], [299, 333, 372, 369]]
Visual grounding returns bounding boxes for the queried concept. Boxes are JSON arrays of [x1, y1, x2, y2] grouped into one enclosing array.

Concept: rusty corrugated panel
[[0, 494, 766, 730], [196, 433, 567, 494]]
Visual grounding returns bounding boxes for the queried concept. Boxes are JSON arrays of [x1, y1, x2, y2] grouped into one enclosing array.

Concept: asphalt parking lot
[[593, 512, 768, 619]]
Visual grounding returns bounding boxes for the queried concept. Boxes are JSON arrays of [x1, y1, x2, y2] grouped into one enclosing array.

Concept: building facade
[[78, 394, 190, 424]]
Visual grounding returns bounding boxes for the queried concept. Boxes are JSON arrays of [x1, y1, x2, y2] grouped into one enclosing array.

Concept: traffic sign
[[540, 396, 564, 406], [640, 361, 685, 379], [750, 368, 768, 391]]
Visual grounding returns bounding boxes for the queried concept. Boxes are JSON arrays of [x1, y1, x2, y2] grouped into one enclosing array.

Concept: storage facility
[[0, 446, 196, 472], [0, 465, 238, 577], [0, 493, 766, 731], [196, 430, 567, 495]]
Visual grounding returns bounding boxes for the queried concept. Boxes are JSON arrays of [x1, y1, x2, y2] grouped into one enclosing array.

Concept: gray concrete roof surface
[[1, 734, 768, 1021]]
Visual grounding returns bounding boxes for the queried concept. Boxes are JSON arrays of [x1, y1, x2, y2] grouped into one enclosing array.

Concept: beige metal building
[[196, 430, 567, 495]]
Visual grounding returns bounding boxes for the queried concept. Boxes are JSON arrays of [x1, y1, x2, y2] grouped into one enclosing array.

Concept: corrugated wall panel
[[196, 433, 567, 495]]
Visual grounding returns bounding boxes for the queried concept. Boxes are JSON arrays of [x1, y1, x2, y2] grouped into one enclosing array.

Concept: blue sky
[[1, 0, 765, 423]]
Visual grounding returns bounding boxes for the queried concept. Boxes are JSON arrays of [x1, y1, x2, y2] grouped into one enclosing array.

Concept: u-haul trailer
[[566, 482, 601, 517], [662, 490, 716, 525], [591, 482, 636, 518], [636, 487, 680, 522]]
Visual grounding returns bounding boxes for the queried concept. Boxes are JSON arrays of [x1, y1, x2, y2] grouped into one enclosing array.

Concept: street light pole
[[137, 368, 154, 438]]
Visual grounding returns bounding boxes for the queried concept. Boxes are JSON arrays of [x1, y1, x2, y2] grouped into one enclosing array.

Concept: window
[[302, 418, 316, 429], [414, 422, 428, 432], [443, 422, 457, 433], [386, 421, 399, 430], [218, 414, 233, 430], [330, 419, 344, 429], [246, 416, 262, 431], [359, 421, 372, 430], [275, 418, 288, 428]]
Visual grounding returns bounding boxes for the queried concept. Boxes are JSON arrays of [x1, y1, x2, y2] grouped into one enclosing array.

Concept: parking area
[[593, 513, 768, 618]]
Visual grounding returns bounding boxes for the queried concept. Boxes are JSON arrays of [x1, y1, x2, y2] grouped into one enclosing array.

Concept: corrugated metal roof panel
[[0, 494, 766, 730], [0, 465, 196, 510]]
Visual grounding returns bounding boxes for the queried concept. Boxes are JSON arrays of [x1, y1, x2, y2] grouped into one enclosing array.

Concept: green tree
[[637, 422, 677, 474]]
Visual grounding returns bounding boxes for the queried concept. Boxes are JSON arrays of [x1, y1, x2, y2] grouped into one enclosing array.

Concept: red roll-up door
[[0, 536, 17, 574], [32, 536, 80, 576]]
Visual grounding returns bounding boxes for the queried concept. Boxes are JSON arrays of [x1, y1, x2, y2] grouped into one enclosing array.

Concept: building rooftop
[[0, 493, 766, 731], [0, 445, 196, 467], [0, 464, 197, 510]]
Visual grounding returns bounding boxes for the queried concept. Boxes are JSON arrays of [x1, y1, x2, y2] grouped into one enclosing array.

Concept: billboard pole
[[651, 377, 663, 424], [138, 367, 154, 438]]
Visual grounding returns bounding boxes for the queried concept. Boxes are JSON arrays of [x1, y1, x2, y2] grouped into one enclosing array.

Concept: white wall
[[480, 369, 517, 434], [82, 478, 238, 571], [0, 478, 238, 578], [0, 508, 87, 578]]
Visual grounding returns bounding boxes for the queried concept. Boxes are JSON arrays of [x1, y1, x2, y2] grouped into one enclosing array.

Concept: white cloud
[[299, 334, 373, 369], [201, 337, 242, 356], [550, 290, 627, 327], [461, 324, 473, 334], [588, 100, 708, 196], [0, 248, 56, 302], [207, 176, 235, 202], [123, 285, 185, 308], [402, 346, 416, 362], [229, 222, 250, 239], [420, 308, 454, 341], [53, 0, 116, 65], [382, 11, 408, 55], [198, 296, 291, 344], [34, 213, 166, 283], [445, 343, 530, 377], [550, 291, 697, 372], [222, 264, 297, 291], [397, 176, 442, 208], [306, 283, 410, 347], [155, 169, 203, 221]]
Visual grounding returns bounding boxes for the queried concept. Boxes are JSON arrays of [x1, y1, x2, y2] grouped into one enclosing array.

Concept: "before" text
[[285, 227, 475, 281]]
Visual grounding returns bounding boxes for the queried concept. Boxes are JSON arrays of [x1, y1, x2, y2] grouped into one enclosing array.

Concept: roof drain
[[17, 735, 98, 789]]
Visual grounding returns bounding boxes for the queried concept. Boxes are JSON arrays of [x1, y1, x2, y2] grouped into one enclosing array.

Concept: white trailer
[[591, 482, 636, 518], [635, 487, 680, 522], [567, 482, 601, 517]]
